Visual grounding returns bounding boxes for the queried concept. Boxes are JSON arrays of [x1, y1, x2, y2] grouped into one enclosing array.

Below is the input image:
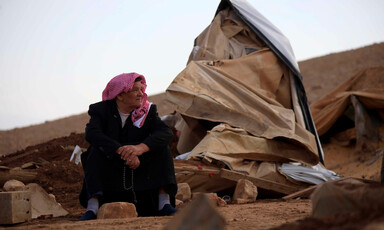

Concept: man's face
[[117, 81, 144, 110]]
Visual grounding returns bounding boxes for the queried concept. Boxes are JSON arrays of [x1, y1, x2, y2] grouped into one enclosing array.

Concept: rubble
[[97, 202, 137, 219], [232, 179, 258, 204]]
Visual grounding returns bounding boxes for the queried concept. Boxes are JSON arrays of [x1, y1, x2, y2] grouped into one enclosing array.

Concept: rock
[[192, 192, 227, 207], [21, 162, 37, 169], [163, 193, 226, 230], [3, 179, 25, 191], [175, 199, 183, 208], [311, 178, 384, 218], [175, 183, 191, 201], [0, 169, 37, 186], [48, 194, 56, 201], [97, 202, 137, 219], [216, 196, 227, 207], [232, 179, 258, 204], [233, 198, 248, 204]]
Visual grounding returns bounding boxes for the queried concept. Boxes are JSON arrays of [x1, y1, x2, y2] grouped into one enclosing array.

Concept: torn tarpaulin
[[279, 163, 340, 185]]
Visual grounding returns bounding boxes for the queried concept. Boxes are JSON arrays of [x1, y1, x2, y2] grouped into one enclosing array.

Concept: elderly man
[[79, 73, 177, 220]]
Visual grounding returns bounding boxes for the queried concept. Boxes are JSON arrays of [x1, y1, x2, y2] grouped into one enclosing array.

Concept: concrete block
[[23, 183, 68, 218], [0, 191, 31, 224], [97, 202, 137, 219]]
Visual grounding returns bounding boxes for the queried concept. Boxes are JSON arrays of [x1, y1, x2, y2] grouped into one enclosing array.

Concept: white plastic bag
[[69, 145, 82, 165]]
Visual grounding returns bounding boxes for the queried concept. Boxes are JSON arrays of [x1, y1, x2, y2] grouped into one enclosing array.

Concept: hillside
[[300, 42, 384, 104], [0, 93, 175, 156], [1, 42, 383, 156]]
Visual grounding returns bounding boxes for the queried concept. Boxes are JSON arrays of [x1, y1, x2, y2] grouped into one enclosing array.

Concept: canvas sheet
[[188, 124, 319, 165], [166, 3, 319, 182], [167, 51, 318, 164], [167, 5, 319, 170], [228, 0, 300, 74], [174, 156, 307, 193], [311, 67, 384, 136]]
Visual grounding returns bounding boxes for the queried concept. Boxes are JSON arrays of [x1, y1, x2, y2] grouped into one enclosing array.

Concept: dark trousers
[[79, 146, 176, 216], [82, 146, 104, 198]]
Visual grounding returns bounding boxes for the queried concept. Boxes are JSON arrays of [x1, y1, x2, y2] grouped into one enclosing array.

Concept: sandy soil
[[3, 200, 313, 230], [0, 133, 313, 230], [1, 129, 383, 229]]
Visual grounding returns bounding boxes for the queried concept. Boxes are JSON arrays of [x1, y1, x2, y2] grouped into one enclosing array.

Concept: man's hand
[[126, 155, 140, 169], [116, 143, 149, 169]]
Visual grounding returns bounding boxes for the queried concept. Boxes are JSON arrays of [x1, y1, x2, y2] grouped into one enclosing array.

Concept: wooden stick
[[0, 169, 37, 185], [0, 149, 38, 166], [219, 168, 304, 195], [281, 176, 380, 200], [174, 165, 220, 175], [282, 184, 318, 200]]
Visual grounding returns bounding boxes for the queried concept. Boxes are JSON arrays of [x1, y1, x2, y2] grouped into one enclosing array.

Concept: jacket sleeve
[[142, 104, 173, 152], [85, 103, 121, 156]]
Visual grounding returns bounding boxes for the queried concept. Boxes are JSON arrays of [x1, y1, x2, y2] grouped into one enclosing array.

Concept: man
[[79, 72, 177, 220]]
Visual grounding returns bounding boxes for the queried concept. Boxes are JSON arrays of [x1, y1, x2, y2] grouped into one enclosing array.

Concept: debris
[[23, 183, 68, 219], [3, 179, 25, 191], [219, 168, 303, 195], [37, 157, 49, 164], [162, 193, 226, 230], [311, 178, 384, 218], [0, 191, 31, 224], [174, 164, 220, 176], [0, 149, 39, 166], [175, 183, 191, 202], [69, 145, 82, 165], [0, 167, 37, 186], [192, 192, 226, 207], [283, 177, 379, 200], [175, 199, 183, 208], [279, 163, 340, 185], [97, 202, 137, 219], [232, 179, 258, 204], [282, 185, 318, 200], [21, 162, 38, 169], [202, 156, 213, 164], [221, 195, 231, 204]]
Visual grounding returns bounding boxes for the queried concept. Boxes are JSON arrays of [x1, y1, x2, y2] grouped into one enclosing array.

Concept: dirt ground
[[0, 133, 311, 230], [1, 132, 384, 230]]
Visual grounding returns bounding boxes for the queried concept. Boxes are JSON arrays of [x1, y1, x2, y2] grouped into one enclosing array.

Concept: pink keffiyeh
[[102, 72, 151, 128]]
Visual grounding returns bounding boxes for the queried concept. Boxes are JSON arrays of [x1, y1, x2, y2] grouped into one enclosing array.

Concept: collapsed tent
[[311, 67, 384, 152], [165, 0, 326, 194]]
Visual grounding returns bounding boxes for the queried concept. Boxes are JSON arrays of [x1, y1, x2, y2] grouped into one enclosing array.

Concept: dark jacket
[[84, 100, 176, 193]]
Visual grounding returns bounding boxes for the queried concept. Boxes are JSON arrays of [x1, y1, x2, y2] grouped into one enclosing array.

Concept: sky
[[0, 0, 384, 130]]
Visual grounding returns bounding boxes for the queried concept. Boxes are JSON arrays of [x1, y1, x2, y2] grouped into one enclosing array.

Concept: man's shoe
[[158, 204, 178, 216], [79, 210, 97, 221]]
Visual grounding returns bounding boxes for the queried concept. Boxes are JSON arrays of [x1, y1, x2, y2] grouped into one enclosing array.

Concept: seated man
[[79, 72, 177, 220]]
